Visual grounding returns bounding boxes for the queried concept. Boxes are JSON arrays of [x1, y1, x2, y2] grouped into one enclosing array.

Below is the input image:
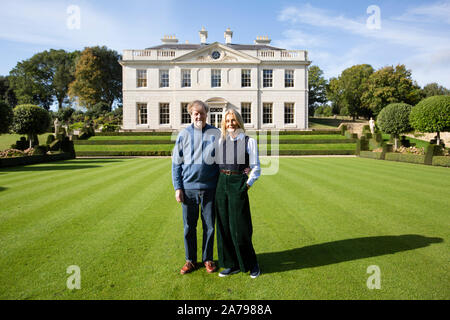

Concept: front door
[[209, 108, 223, 128]]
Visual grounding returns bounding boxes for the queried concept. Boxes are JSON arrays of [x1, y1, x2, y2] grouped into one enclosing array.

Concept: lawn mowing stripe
[[44, 160, 174, 300], [277, 159, 449, 298], [83, 176, 182, 299], [0, 158, 153, 230], [314, 157, 450, 203], [0, 159, 167, 244], [249, 160, 372, 298], [0, 158, 153, 216], [0, 159, 172, 299], [282, 158, 449, 235], [0, 158, 130, 192], [352, 157, 449, 183]]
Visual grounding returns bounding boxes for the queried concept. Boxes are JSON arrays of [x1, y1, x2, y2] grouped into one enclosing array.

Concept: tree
[[0, 100, 13, 134], [0, 76, 17, 108], [409, 95, 450, 146], [8, 50, 78, 110], [422, 83, 450, 98], [308, 65, 328, 116], [69, 46, 122, 110], [339, 64, 374, 120], [49, 50, 80, 109], [361, 64, 422, 116], [377, 102, 413, 150], [9, 58, 53, 109], [12, 104, 51, 148], [327, 77, 344, 115]]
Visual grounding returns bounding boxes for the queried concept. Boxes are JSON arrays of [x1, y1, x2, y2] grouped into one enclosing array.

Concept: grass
[[308, 117, 366, 129], [0, 133, 52, 150], [0, 157, 449, 300]]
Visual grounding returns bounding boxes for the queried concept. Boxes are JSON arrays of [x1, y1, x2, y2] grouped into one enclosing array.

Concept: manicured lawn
[[0, 133, 53, 151], [0, 157, 449, 299]]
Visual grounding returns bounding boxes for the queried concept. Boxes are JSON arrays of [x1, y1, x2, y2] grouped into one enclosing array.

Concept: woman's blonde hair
[[221, 109, 245, 139]]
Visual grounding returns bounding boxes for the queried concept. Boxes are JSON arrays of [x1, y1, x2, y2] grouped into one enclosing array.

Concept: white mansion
[[120, 28, 311, 131]]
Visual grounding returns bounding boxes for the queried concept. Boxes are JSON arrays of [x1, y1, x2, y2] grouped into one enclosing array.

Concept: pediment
[[173, 43, 260, 64]]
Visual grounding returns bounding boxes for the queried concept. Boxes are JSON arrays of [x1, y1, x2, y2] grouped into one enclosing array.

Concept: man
[[172, 100, 220, 274]]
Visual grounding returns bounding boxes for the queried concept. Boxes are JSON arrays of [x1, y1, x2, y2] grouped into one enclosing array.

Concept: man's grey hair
[[188, 100, 209, 115]]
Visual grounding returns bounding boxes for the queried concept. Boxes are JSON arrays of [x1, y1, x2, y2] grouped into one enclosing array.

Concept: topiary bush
[[409, 95, 450, 146], [377, 102, 413, 149], [12, 104, 51, 148]]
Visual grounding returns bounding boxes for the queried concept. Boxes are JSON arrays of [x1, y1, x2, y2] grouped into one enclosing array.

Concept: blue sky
[[1, 0, 449, 87]]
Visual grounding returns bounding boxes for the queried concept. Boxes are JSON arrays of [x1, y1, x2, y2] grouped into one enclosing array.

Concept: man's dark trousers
[[182, 188, 216, 263]]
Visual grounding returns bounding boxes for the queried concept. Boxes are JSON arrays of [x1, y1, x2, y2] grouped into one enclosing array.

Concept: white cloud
[[395, 1, 450, 24], [0, 0, 173, 52], [276, 2, 450, 88]]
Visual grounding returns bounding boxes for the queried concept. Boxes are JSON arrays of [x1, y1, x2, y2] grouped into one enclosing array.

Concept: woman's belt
[[220, 169, 243, 175]]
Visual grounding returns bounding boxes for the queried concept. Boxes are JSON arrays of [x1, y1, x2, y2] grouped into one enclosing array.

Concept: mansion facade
[[120, 28, 311, 131]]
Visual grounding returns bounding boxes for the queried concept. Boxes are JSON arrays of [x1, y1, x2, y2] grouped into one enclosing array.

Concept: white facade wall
[[120, 43, 310, 131]]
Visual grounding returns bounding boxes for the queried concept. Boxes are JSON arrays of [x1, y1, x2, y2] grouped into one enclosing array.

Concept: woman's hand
[[175, 189, 184, 203]]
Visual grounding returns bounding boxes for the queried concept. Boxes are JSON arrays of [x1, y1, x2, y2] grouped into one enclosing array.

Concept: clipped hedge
[[76, 151, 172, 157], [278, 130, 341, 135], [276, 149, 355, 156], [75, 149, 356, 157], [385, 152, 426, 165], [0, 152, 75, 168], [74, 140, 174, 145], [432, 156, 450, 167], [95, 132, 174, 136], [360, 151, 383, 160]]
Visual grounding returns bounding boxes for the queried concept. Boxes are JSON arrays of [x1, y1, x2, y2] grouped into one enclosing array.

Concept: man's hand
[[175, 189, 184, 203]]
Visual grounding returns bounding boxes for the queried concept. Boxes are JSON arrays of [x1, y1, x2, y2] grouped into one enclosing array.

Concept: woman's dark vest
[[219, 135, 250, 172]]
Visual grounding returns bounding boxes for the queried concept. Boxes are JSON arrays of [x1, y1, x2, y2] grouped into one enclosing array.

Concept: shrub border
[[0, 152, 75, 168]]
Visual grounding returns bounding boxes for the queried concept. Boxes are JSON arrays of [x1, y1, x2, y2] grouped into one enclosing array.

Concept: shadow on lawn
[[0, 186, 7, 192], [258, 234, 443, 274]]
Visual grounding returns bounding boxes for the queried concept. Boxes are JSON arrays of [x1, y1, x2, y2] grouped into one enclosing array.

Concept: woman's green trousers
[[215, 173, 257, 272]]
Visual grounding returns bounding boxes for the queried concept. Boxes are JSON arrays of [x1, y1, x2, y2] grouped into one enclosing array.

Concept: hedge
[[276, 149, 355, 156], [0, 152, 75, 168], [73, 138, 355, 145], [76, 151, 172, 157], [74, 140, 175, 145], [95, 132, 174, 136], [75, 149, 356, 157], [359, 151, 383, 160], [384, 152, 426, 165], [432, 156, 450, 167]]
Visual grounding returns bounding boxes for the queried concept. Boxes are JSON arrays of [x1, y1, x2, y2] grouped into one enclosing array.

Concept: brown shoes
[[204, 261, 217, 273], [180, 261, 196, 274], [180, 261, 217, 274]]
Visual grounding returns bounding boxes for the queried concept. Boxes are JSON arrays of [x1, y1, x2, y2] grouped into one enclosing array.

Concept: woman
[[215, 109, 261, 278]]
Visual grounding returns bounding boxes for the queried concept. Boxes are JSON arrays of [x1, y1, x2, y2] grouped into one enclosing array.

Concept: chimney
[[254, 35, 271, 45], [199, 26, 208, 44], [161, 35, 178, 44], [224, 28, 233, 44]]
